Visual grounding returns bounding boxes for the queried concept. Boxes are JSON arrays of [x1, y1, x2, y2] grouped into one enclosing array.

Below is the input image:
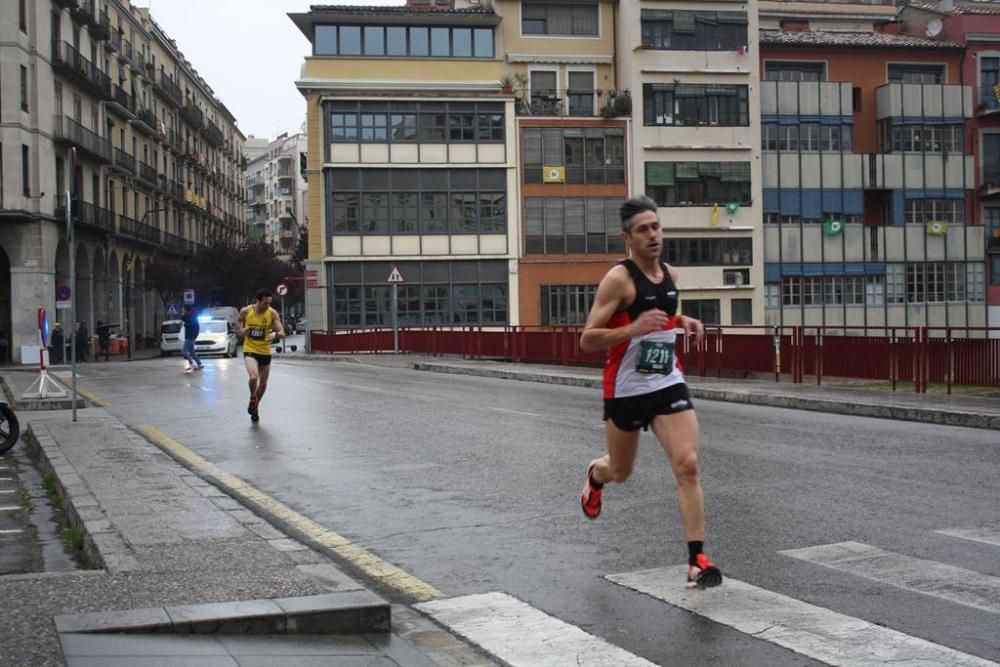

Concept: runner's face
[[622, 210, 661, 261], [257, 296, 272, 309]]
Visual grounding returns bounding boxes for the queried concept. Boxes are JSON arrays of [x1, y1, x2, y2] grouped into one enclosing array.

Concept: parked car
[[194, 318, 239, 357], [160, 320, 184, 356]]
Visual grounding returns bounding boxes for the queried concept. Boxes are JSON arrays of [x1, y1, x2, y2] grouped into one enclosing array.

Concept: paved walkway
[[0, 370, 493, 667]]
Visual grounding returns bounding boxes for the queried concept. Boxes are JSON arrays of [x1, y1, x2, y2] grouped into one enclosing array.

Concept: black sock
[[688, 541, 704, 566], [589, 472, 603, 490]]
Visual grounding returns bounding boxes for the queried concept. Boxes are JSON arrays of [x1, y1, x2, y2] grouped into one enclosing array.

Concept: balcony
[[113, 148, 136, 175], [137, 161, 158, 188], [161, 231, 193, 255], [107, 84, 135, 117], [69, 2, 95, 25], [132, 107, 159, 137], [118, 215, 161, 246], [51, 41, 111, 99], [864, 153, 974, 191], [183, 190, 206, 210], [53, 0, 79, 8], [515, 89, 631, 118], [108, 30, 122, 54], [978, 85, 1000, 116], [982, 164, 1000, 199], [87, 6, 111, 40], [53, 116, 113, 164], [203, 121, 224, 147], [166, 129, 184, 154], [120, 38, 133, 65], [875, 83, 973, 120], [181, 103, 205, 130], [55, 196, 116, 234], [154, 71, 184, 108]]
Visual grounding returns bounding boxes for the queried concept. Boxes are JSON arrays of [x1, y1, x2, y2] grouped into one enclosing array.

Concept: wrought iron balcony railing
[[52, 116, 114, 163], [51, 41, 111, 98]]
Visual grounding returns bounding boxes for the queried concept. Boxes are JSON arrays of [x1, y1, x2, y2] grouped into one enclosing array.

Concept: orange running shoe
[[580, 462, 603, 519], [687, 553, 723, 589]]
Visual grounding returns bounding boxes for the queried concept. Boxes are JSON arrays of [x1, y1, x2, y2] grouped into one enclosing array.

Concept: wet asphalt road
[[68, 355, 1000, 666]]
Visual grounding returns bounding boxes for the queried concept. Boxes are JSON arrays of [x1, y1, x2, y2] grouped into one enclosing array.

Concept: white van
[[160, 320, 184, 355]]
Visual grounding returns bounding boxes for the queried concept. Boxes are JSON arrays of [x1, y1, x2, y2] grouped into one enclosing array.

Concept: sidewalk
[[286, 351, 1000, 431], [0, 370, 493, 667]]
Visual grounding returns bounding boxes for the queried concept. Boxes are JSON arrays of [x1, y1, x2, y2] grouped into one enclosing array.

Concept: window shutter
[[542, 128, 564, 166], [524, 128, 542, 165], [646, 162, 675, 186]]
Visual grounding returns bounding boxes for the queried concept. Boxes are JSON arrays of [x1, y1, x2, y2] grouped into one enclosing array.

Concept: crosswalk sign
[[166, 303, 180, 318]]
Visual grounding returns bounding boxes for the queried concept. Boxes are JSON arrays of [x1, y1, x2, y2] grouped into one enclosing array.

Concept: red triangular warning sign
[[386, 266, 405, 283]]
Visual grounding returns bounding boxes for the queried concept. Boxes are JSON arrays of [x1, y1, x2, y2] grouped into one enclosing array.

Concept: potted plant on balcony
[[500, 75, 515, 94]]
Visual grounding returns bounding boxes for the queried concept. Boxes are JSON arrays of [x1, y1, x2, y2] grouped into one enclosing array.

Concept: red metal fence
[[310, 325, 1000, 393]]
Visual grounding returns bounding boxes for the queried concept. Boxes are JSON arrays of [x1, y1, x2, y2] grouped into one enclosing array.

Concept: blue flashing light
[[197, 315, 213, 322]]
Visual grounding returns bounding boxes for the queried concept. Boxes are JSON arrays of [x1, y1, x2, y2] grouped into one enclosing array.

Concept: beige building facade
[[0, 0, 244, 362]]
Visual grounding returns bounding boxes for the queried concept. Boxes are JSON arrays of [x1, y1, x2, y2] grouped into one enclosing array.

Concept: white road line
[[936, 527, 1000, 548], [0, 506, 21, 511], [489, 407, 542, 417], [0, 490, 15, 494], [0, 477, 12, 481], [416, 592, 657, 667], [607, 566, 997, 667], [0, 529, 23, 535], [780, 541, 1000, 615]]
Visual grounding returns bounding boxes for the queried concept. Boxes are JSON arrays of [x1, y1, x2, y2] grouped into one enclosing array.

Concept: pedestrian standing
[[50, 324, 65, 364], [180, 305, 203, 372], [578, 195, 722, 589], [96, 320, 112, 361], [75, 321, 89, 363]]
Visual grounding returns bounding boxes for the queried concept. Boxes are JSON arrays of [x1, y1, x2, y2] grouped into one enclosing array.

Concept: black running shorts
[[244, 351, 272, 366], [603, 383, 694, 432]]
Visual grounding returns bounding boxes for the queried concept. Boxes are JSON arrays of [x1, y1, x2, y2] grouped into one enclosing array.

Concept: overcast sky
[[135, 0, 405, 141]]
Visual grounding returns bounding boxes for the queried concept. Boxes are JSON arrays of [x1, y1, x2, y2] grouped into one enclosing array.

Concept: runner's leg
[[649, 409, 704, 542], [256, 362, 271, 405], [244, 355, 259, 398], [590, 420, 641, 485]]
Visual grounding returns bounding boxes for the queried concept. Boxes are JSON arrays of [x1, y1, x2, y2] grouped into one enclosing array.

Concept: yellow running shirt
[[242, 306, 275, 355]]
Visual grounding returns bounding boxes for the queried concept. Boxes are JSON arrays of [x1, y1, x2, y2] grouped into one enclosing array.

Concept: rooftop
[[290, 4, 499, 40], [905, 1, 1000, 15], [760, 28, 965, 49]]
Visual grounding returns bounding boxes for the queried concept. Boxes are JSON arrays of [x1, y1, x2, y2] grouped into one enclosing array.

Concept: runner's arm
[[270, 308, 286, 340], [668, 265, 706, 345], [236, 307, 248, 338], [580, 269, 634, 352]]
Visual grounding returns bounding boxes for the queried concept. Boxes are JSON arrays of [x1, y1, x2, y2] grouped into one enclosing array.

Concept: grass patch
[[41, 471, 63, 510], [62, 526, 84, 551], [18, 486, 32, 511]]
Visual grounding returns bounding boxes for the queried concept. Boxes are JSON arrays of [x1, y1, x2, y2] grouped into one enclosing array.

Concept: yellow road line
[[54, 374, 110, 407], [138, 425, 441, 602]]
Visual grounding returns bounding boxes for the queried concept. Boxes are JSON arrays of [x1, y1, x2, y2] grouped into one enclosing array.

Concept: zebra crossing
[[417, 528, 1000, 667]]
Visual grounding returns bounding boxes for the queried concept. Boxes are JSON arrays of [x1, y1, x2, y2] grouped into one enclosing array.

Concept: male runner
[[236, 289, 285, 422], [579, 195, 722, 589]]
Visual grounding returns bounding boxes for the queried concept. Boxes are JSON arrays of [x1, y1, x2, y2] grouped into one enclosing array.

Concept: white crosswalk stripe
[[607, 566, 997, 667], [936, 527, 1000, 548], [416, 591, 657, 667], [780, 541, 1000, 615]]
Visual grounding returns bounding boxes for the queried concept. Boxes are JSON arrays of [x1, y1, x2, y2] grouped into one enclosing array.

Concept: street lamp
[[123, 207, 168, 360]]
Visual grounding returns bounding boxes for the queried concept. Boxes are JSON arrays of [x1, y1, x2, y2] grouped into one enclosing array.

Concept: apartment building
[[898, 0, 1000, 329], [759, 0, 988, 332], [0, 0, 245, 362], [292, 1, 516, 330], [245, 132, 308, 260]]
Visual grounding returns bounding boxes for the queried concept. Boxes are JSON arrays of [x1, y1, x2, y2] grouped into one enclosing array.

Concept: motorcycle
[[0, 399, 20, 455]]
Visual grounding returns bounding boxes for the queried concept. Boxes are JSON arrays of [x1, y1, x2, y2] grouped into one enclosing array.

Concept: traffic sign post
[[56, 284, 72, 310], [275, 283, 289, 335], [183, 289, 195, 305], [386, 266, 405, 354], [166, 303, 180, 319]]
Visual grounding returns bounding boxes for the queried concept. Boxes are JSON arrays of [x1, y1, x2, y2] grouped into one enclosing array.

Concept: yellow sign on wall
[[543, 166, 565, 183]]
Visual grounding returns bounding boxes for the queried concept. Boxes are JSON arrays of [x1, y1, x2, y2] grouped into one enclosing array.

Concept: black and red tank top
[[602, 259, 685, 399]]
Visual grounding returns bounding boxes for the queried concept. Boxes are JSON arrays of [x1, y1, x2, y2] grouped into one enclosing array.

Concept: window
[[982, 57, 1000, 111], [314, 24, 493, 58], [523, 127, 625, 184], [523, 3, 598, 36], [360, 112, 387, 141], [762, 124, 778, 151], [888, 64, 944, 84], [328, 101, 503, 144], [764, 61, 825, 82], [640, 10, 748, 51], [22, 144, 30, 196], [644, 84, 749, 127], [886, 123, 963, 153], [567, 72, 595, 116], [764, 284, 780, 308], [800, 123, 820, 151], [664, 238, 752, 266], [724, 269, 750, 286], [778, 125, 798, 151], [525, 197, 622, 255], [682, 299, 720, 325], [540, 284, 598, 325], [645, 162, 752, 207], [20, 65, 28, 112], [731, 299, 752, 325], [985, 135, 1000, 184], [852, 87, 862, 112], [991, 256, 1000, 287], [904, 199, 963, 225], [19, 0, 26, 32], [328, 168, 506, 236]]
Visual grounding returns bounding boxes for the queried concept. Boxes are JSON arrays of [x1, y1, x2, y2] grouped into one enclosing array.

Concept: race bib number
[[636, 340, 674, 375], [247, 326, 267, 341]]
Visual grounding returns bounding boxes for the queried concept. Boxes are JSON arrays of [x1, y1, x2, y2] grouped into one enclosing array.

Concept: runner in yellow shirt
[[236, 288, 285, 422]]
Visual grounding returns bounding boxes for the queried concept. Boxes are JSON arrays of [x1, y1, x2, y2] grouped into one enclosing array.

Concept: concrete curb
[[54, 590, 390, 636], [412, 362, 1000, 431]]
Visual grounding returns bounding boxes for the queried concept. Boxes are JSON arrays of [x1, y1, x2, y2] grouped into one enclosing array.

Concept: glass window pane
[[364, 26, 384, 55], [410, 27, 429, 56], [453, 28, 472, 57], [473, 28, 493, 58], [315, 25, 337, 55], [431, 27, 450, 57], [339, 26, 361, 55], [386, 27, 407, 56]]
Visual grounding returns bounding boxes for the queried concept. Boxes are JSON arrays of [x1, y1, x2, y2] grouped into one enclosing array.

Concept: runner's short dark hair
[[619, 196, 659, 231], [256, 288, 272, 301]]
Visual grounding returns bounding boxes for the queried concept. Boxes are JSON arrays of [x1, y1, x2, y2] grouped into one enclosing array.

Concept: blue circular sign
[[56, 284, 71, 301]]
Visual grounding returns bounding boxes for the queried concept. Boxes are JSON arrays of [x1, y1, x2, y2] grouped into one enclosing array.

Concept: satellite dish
[[926, 18, 944, 38]]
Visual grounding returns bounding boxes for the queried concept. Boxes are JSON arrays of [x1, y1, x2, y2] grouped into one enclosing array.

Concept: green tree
[[144, 255, 190, 308], [191, 241, 293, 307]]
